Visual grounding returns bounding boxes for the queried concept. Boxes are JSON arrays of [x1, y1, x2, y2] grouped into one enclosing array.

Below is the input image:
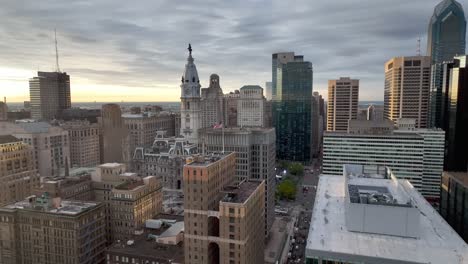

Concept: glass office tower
[[427, 0, 466, 128], [445, 56, 468, 171], [272, 52, 313, 162]]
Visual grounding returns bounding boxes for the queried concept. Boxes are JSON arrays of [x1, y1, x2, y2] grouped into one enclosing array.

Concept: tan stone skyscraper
[[61, 120, 101, 167], [0, 135, 39, 206], [384, 56, 431, 128], [327, 77, 359, 131], [0, 195, 106, 264], [184, 153, 265, 264], [101, 104, 129, 164]]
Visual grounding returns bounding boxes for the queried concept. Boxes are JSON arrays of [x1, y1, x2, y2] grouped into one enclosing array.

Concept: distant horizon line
[[4, 100, 385, 104]]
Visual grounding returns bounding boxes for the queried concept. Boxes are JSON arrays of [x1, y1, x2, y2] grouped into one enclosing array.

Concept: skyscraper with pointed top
[[180, 44, 202, 144], [427, 0, 466, 128]]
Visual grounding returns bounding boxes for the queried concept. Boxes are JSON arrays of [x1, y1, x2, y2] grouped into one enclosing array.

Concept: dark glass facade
[[427, 0, 466, 128], [272, 55, 313, 163], [445, 56, 468, 171], [440, 171, 468, 243]]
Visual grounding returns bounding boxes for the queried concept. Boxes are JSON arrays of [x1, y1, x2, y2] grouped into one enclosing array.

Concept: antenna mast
[[55, 29, 61, 72], [417, 36, 421, 56]]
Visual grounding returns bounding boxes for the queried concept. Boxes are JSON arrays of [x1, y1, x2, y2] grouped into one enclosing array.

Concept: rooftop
[[16, 121, 52, 133], [0, 135, 21, 144], [99, 163, 124, 169], [306, 175, 468, 263], [107, 214, 184, 263], [221, 181, 262, 204], [186, 152, 233, 167], [114, 179, 144, 190], [4, 197, 100, 216]]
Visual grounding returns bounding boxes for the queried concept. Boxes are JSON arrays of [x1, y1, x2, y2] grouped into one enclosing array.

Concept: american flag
[[213, 122, 223, 129]]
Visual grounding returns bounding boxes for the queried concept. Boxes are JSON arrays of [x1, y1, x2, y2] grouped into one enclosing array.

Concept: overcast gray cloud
[[0, 0, 466, 101]]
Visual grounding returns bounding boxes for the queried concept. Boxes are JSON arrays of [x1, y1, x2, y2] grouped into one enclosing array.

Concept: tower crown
[[181, 44, 201, 98]]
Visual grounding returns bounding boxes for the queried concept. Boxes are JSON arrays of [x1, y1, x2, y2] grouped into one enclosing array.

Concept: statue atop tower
[[179, 44, 202, 144]]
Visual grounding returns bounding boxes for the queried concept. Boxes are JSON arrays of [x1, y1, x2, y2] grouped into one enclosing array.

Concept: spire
[[181, 43, 199, 85], [54, 29, 61, 73]]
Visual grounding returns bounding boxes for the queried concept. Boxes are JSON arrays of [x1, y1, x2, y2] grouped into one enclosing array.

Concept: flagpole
[[222, 123, 225, 154]]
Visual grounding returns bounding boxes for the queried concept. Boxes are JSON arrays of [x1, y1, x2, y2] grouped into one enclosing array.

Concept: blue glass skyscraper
[[272, 52, 313, 162], [427, 0, 466, 128]]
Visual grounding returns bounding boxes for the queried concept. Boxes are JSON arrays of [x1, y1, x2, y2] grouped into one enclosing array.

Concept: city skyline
[[0, 0, 461, 102]]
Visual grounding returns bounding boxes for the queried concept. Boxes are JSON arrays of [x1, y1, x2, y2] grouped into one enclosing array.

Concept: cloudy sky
[[0, 0, 464, 102]]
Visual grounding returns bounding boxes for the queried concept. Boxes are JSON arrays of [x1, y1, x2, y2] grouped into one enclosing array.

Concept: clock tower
[[180, 44, 201, 144]]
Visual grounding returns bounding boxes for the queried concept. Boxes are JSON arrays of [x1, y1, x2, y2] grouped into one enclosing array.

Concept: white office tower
[[237, 85, 266, 127], [179, 45, 201, 144], [323, 119, 445, 200], [305, 164, 468, 264]]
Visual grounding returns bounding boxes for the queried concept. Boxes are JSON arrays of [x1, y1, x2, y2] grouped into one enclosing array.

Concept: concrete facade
[[183, 153, 265, 264], [323, 127, 445, 200], [29, 71, 71, 120], [0, 121, 70, 177], [201, 74, 224, 128], [384, 56, 431, 128], [198, 127, 276, 236], [122, 111, 176, 152], [61, 120, 101, 168], [0, 196, 106, 264], [327, 77, 359, 132], [0, 135, 39, 206], [101, 104, 130, 164], [237, 85, 267, 127]]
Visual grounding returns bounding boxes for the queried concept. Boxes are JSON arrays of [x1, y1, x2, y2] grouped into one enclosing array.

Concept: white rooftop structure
[[4, 196, 99, 216], [306, 164, 468, 264]]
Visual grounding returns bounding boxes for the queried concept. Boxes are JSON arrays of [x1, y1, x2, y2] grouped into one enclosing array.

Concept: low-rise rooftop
[[0, 135, 21, 144], [4, 196, 100, 216], [221, 181, 262, 204], [107, 214, 184, 263], [186, 152, 233, 167], [306, 174, 468, 263]]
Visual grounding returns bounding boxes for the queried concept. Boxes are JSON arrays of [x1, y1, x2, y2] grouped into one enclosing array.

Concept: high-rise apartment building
[[0, 135, 39, 206], [0, 195, 106, 264], [201, 74, 224, 128], [327, 77, 359, 132], [237, 85, 267, 127], [443, 56, 468, 171], [122, 111, 176, 151], [61, 120, 101, 168], [306, 164, 468, 264], [428, 0, 466, 128], [265, 81, 272, 100], [101, 104, 130, 164], [0, 121, 70, 177], [199, 127, 276, 235], [29, 71, 71, 120], [384, 56, 431, 128], [272, 52, 313, 162], [323, 120, 445, 200], [183, 153, 265, 264], [180, 45, 202, 144]]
